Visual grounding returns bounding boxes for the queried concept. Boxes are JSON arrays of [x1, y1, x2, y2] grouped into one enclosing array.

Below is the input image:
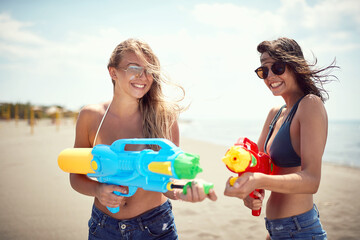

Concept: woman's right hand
[[95, 183, 128, 208], [243, 190, 264, 210]]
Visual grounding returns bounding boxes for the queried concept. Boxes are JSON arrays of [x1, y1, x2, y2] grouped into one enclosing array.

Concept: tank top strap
[[93, 102, 111, 147], [284, 95, 306, 123], [264, 105, 286, 154]]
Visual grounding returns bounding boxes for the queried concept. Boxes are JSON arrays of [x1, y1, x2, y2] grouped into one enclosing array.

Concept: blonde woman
[[71, 38, 217, 239]]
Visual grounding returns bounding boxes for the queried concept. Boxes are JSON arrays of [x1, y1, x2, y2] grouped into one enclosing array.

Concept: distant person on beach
[[224, 37, 338, 239], [70, 38, 217, 239]]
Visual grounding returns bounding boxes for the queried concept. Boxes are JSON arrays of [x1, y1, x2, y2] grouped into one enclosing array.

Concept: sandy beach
[[0, 119, 359, 240]]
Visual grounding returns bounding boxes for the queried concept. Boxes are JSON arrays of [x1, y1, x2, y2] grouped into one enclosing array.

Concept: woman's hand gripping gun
[[58, 138, 213, 214], [222, 137, 274, 216]]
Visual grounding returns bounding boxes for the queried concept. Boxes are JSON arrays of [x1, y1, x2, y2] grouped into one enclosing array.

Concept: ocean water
[[180, 119, 360, 168]]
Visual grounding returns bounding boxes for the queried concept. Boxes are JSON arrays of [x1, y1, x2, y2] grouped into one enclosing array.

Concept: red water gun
[[222, 137, 274, 216]]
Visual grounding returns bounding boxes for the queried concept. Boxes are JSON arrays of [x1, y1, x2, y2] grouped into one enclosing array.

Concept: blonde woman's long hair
[[107, 38, 185, 141]]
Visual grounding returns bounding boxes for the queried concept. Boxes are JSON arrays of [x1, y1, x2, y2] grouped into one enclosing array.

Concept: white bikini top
[[92, 102, 111, 147]]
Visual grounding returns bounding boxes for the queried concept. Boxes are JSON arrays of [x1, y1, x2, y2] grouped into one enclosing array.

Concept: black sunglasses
[[254, 61, 286, 79]]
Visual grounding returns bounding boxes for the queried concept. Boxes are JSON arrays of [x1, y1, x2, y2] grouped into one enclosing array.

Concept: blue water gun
[[58, 138, 213, 213]]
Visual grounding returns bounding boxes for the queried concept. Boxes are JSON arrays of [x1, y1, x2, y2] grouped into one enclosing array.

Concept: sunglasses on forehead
[[254, 61, 286, 79]]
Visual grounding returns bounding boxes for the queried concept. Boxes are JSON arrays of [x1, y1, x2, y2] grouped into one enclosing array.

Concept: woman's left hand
[[177, 180, 218, 202]]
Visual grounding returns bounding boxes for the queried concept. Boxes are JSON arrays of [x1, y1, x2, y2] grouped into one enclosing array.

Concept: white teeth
[[133, 84, 145, 88], [271, 82, 282, 88]]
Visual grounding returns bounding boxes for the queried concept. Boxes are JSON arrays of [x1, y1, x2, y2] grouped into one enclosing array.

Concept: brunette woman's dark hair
[[257, 37, 339, 102]]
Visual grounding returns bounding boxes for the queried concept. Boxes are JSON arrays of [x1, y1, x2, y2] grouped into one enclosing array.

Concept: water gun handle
[[182, 181, 214, 195], [249, 189, 264, 216], [229, 177, 263, 216], [202, 182, 214, 195], [107, 206, 120, 214], [106, 186, 138, 214], [171, 182, 214, 195]]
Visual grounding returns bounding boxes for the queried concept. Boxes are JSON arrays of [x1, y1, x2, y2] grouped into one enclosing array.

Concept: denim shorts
[[265, 204, 327, 240], [88, 200, 178, 240]]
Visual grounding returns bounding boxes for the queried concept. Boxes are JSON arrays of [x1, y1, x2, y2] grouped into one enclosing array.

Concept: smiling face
[[260, 52, 299, 98], [109, 51, 154, 100]]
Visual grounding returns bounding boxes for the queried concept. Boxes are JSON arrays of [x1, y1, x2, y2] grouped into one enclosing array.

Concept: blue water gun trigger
[[107, 206, 120, 214], [114, 186, 138, 197], [106, 186, 138, 214]]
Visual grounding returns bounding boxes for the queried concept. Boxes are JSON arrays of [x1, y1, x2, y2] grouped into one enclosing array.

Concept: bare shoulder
[[74, 102, 110, 148], [298, 94, 326, 114], [78, 102, 109, 121], [76, 102, 111, 131], [262, 105, 284, 130], [301, 94, 323, 105], [298, 94, 327, 122], [270, 106, 283, 115], [267, 105, 283, 121]]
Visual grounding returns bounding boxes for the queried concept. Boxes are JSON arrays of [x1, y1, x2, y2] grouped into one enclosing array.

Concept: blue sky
[[0, 0, 359, 120]]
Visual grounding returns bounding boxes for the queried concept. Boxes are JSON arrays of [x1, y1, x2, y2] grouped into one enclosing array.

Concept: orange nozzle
[[58, 148, 95, 174]]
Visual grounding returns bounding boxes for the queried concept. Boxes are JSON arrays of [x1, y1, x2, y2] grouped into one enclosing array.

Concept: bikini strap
[[284, 95, 306, 123], [263, 105, 286, 154], [93, 102, 111, 147]]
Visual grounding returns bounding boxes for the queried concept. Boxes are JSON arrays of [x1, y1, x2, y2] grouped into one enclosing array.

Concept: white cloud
[[0, 12, 48, 45], [0, 14, 123, 109], [191, 0, 360, 53], [192, 3, 285, 36], [0, 0, 359, 119], [297, 0, 360, 30], [0, 12, 273, 118]]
